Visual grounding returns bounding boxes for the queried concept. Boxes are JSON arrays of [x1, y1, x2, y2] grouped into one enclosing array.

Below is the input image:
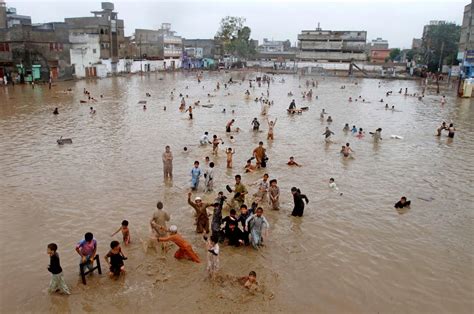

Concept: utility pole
[[139, 34, 142, 74], [437, 41, 445, 73]]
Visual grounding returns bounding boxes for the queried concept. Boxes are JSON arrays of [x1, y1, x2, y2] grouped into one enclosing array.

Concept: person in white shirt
[[200, 132, 211, 145]]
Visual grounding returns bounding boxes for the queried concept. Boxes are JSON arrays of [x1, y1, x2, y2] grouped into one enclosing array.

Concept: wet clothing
[[323, 129, 334, 139], [245, 214, 270, 249], [448, 127, 455, 138], [162, 151, 173, 178], [48, 253, 62, 275], [160, 233, 200, 263], [237, 210, 253, 245], [188, 198, 210, 233], [394, 200, 411, 209], [151, 209, 170, 237], [48, 264, 70, 295], [200, 134, 211, 145], [207, 242, 219, 273], [291, 191, 309, 217], [226, 227, 245, 247], [211, 199, 224, 236], [106, 248, 125, 275], [222, 215, 238, 235], [289, 101, 296, 110], [190, 167, 202, 190], [252, 120, 260, 131], [269, 185, 280, 210], [233, 183, 248, 206], [204, 167, 214, 192], [76, 239, 97, 257]]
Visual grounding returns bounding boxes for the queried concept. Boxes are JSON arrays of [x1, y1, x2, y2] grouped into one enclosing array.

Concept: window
[[59, 43, 63, 51], [5, 43, 9, 51], [50, 43, 54, 51], [93, 49, 97, 53], [100, 29, 104, 35]]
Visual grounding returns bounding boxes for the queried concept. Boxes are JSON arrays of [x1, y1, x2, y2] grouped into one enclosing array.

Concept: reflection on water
[[0, 72, 473, 313]]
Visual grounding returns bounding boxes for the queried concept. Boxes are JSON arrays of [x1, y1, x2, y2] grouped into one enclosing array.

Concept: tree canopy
[[389, 48, 401, 61], [215, 16, 256, 59], [422, 23, 460, 71]]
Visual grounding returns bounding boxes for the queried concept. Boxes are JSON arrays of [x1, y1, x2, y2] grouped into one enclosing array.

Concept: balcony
[[164, 48, 182, 57], [163, 36, 182, 45]]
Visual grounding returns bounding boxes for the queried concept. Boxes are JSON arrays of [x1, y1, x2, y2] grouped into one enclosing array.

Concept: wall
[[297, 50, 367, 62], [69, 34, 101, 78]]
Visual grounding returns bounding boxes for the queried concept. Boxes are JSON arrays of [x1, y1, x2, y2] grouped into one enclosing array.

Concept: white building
[[69, 33, 103, 78], [259, 38, 285, 53]]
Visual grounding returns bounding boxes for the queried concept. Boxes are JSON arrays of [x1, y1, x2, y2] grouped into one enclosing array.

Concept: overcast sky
[[6, 0, 467, 49]]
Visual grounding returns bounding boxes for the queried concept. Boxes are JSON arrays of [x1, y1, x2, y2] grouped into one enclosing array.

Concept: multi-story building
[[65, 2, 126, 66], [182, 39, 216, 59], [135, 23, 182, 69], [69, 33, 102, 78], [297, 28, 367, 62], [0, 4, 72, 81], [458, 1, 474, 78], [367, 37, 390, 63], [258, 38, 285, 53]]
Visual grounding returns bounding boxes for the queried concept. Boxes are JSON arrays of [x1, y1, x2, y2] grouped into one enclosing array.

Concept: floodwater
[[0, 71, 473, 313]]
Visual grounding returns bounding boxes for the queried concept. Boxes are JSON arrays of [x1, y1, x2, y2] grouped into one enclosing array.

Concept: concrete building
[[183, 39, 216, 58], [258, 38, 289, 53], [297, 28, 367, 62], [135, 23, 182, 69], [69, 33, 103, 78], [0, 19, 72, 80], [422, 20, 447, 39], [366, 37, 390, 63], [370, 37, 389, 49], [65, 2, 126, 66], [458, 1, 474, 78], [5, 7, 31, 28]]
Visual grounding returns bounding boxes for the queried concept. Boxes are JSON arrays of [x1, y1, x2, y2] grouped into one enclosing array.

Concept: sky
[[6, 0, 467, 49]]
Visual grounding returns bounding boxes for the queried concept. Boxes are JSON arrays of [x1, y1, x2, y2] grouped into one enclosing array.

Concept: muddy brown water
[[0, 72, 473, 313]]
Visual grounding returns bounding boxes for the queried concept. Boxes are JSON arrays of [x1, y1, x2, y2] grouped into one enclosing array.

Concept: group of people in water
[[46, 72, 456, 297]]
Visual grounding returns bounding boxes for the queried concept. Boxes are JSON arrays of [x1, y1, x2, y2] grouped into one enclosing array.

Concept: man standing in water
[[323, 127, 334, 143], [162, 146, 173, 179], [253, 141, 266, 168]]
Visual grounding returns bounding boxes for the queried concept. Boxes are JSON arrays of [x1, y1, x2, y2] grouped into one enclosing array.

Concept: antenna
[[316, 22, 321, 31]]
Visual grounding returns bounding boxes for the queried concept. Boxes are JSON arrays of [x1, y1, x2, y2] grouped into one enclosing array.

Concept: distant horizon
[[5, 0, 467, 49]]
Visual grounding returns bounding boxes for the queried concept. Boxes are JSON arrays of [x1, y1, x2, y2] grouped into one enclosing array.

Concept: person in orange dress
[[158, 225, 201, 263]]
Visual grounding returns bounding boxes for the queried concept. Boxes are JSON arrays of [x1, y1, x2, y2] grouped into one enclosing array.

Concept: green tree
[[422, 23, 460, 72], [215, 16, 256, 59], [389, 48, 401, 61]]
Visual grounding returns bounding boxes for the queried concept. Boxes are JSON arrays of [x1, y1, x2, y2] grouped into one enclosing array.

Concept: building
[[65, 2, 126, 69], [135, 23, 182, 69], [422, 20, 447, 39], [297, 28, 367, 62], [0, 15, 72, 81], [258, 38, 290, 53], [183, 39, 216, 58], [69, 33, 104, 78], [5, 7, 31, 28], [458, 1, 474, 79], [366, 37, 390, 63], [370, 37, 389, 49]]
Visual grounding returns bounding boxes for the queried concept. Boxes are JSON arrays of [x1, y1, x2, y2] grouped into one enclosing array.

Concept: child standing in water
[[205, 234, 219, 280], [190, 161, 202, 191], [226, 148, 235, 168], [245, 207, 270, 249], [111, 220, 130, 245], [185, 106, 193, 119], [204, 162, 215, 192], [269, 179, 280, 210], [47, 243, 70, 295], [104, 240, 127, 278], [212, 135, 223, 155], [267, 117, 277, 140], [291, 187, 309, 217]]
